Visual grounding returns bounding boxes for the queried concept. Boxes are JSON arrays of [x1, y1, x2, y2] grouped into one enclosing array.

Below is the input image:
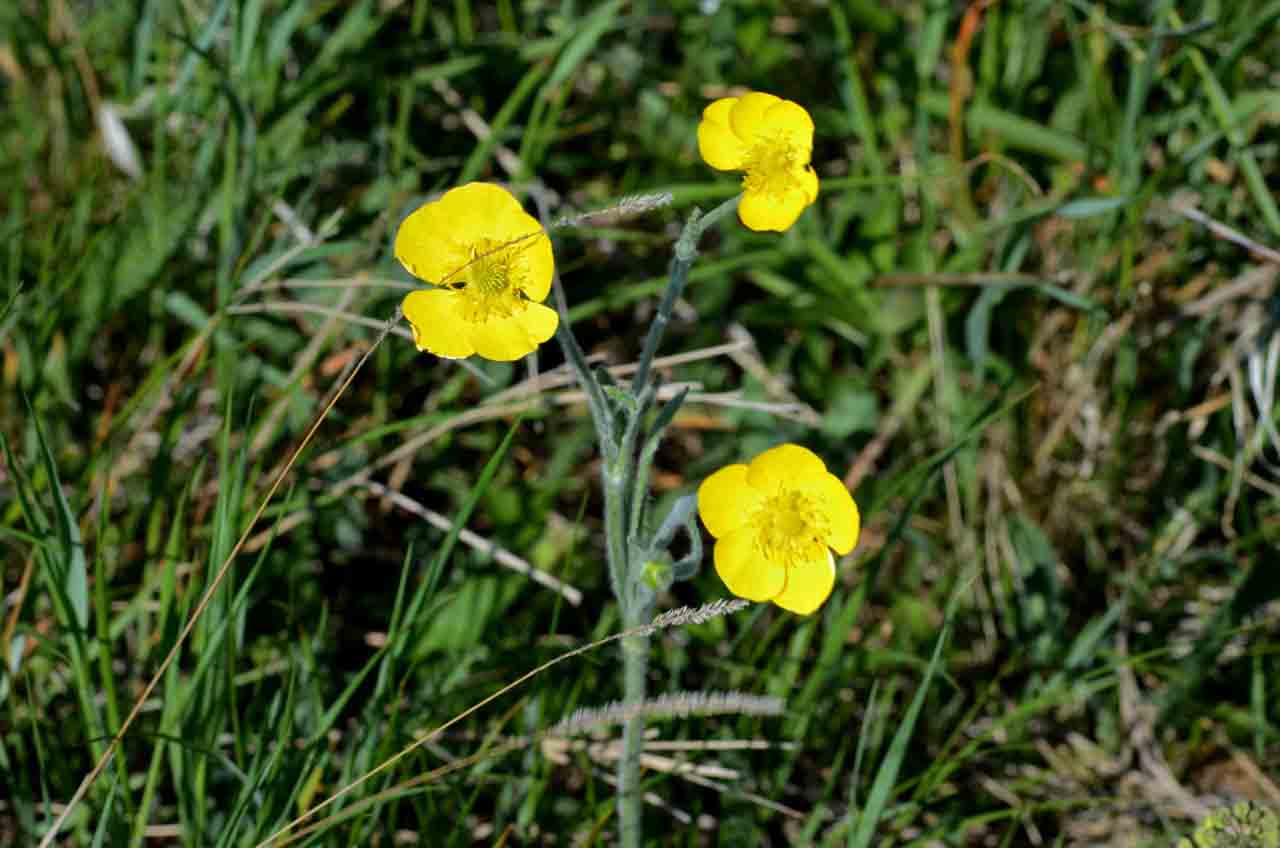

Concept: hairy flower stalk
[[548, 195, 740, 847]]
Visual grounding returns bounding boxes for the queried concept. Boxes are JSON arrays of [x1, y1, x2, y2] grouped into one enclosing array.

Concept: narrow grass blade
[[848, 585, 957, 847]]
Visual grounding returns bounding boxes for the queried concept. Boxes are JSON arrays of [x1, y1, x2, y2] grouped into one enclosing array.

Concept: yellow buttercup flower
[[395, 183, 557, 361], [697, 444, 858, 615], [696, 92, 819, 232]]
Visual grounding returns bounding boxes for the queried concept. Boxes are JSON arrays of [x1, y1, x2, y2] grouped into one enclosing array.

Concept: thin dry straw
[[37, 311, 401, 848], [553, 690, 784, 737], [360, 480, 583, 606], [255, 598, 750, 847], [1173, 202, 1280, 266], [228, 301, 415, 340], [269, 738, 531, 847]]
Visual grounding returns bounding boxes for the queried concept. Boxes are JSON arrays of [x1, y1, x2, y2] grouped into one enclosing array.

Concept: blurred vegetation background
[[2, 0, 1279, 844]]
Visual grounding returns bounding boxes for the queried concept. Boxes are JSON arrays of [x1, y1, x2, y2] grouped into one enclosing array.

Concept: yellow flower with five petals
[[395, 183, 558, 361], [697, 444, 858, 615], [696, 92, 818, 232]]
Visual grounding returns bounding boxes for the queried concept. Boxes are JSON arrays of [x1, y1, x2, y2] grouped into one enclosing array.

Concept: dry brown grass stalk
[[360, 479, 583, 605]]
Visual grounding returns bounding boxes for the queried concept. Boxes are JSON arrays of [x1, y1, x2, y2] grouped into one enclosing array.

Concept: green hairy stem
[[549, 194, 739, 847]]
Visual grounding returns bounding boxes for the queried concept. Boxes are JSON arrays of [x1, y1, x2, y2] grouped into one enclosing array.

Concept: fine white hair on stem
[[647, 598, 750, 631], [552, 191, 675, 229], [553, 690, 785, 737]]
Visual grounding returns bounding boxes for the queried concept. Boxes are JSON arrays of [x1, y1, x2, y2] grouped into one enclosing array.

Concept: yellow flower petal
[[762, 100, 815, 155], [697, 463, 765, 538], [509, 225, 555, 303], [401, 289, 475, 359], [515, 300, 559, 345], [799, 472, 860, 555], [394, 200, 469, 284], [729, 92, 782, 140], [703, 96, 738, 128], [468, 301, 558, 361], [798, 165, 819, 203], [772, 547, 835, 615], [738, 185, 811, 232], [396, 183, 549, 289], [746, 443, 828, 490], [698, 119, 748, 171], [714, 528, 786, 602], [439, 182, 527, 238], [469, 319, 535, 361], [698, 97, 747, 170]]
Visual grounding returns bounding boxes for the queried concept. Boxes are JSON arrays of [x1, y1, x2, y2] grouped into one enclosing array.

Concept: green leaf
[[965, 286, 1012, 376], [30, 396, 88, 628], [919, 93, 1087, 160]]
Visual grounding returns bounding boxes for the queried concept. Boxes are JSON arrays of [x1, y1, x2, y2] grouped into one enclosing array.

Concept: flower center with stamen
[[754, 490, 827, 566], [459, 239, 523, 323], [742, 133, 800, 198]]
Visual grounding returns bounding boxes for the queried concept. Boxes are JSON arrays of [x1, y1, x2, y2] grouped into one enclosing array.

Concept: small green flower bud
[[640, 559, 672, 592]]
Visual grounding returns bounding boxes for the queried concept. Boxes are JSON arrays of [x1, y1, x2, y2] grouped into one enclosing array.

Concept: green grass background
[[3, 0, 1279, 844]]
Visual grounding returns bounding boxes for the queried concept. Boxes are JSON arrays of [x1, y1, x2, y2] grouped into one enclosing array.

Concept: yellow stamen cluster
[[457, 240, 524, 323], [742, 135, 802, 199], [755, 490, 826, 566]]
